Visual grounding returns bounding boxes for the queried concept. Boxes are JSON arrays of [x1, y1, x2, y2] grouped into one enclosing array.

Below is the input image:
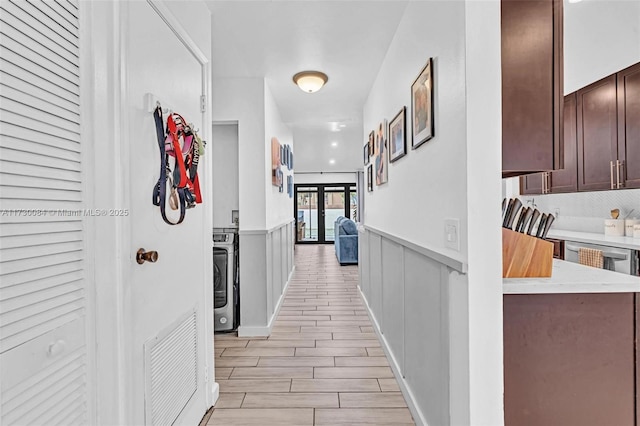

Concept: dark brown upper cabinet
[[502, 0, 564, 178], [550, 93, 578, 192], [618, 62, 640, 189], [520, 94, 577, 195], [577, 75, 620, 191]]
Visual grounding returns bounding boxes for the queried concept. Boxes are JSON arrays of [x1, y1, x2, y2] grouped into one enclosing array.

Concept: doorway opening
[[294, 183, 357, 244]]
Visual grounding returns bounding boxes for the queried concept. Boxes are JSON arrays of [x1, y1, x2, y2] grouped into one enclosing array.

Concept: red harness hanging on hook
[[165, 112, 202, 205], [153, 107, 203, 225]]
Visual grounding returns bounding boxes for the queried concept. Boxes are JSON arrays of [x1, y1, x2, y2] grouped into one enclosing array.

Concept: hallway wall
[[360, 1, 503, 425], [212, 77, 295, 336], [264, 83, 294, 230]]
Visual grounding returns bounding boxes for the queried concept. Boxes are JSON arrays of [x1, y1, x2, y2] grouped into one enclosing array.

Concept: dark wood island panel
[[504, 293, 636, 426]]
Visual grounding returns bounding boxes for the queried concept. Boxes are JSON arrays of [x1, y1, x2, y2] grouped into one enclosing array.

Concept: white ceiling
[[206, 1, 408, 172]]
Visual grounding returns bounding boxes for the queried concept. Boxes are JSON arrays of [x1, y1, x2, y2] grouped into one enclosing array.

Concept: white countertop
[[503, 259, 640, 294], [546, 229, 640, 250]]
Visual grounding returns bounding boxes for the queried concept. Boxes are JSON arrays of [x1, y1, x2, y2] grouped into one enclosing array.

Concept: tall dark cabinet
[[551, 93, 578, 192], [618, 62, 640, 189], [576, 74, 619, 191], [576, 62, 640, 191], [502, 0, 564, 178]]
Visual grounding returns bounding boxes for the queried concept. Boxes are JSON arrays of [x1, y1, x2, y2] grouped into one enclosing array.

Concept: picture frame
[[368, 131, 375, 160], [411, 57, 434, 149], [367, 164, 373, 192], [284, 144, 290, 169], [271, 137, 282, 187], [389, 106, 406, 163], [363, 143, 370, 165], [375, 121, 388, 185]]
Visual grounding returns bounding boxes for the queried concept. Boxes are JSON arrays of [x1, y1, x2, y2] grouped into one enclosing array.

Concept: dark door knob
[[136, 248, 158, 264]]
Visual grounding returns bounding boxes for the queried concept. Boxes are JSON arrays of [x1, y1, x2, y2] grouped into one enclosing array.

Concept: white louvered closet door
[[0, 1, 89, 425]]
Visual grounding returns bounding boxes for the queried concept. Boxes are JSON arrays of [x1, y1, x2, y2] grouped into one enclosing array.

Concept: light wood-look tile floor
[[204, 244, 415, 426]]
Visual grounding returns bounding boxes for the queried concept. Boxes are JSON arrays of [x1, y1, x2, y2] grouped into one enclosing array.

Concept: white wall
[[564, 0, 640, 93], [361, 1, 503, 424], [264, 83, 295, 230], [212, 123, 239, 228], [363, 1, 467, 259], [295, 172, 357, 185], [212, 76, 294, 335], [212, 78, 266, 230]]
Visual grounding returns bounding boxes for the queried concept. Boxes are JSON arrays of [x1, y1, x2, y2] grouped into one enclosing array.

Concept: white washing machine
[[213, 230, 237, 332]]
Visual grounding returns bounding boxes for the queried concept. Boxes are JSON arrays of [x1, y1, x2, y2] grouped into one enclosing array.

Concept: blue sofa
[[334, 217, 358, 265]]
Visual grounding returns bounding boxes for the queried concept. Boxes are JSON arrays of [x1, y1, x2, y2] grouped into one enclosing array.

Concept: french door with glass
[[294, 183, 357, 244]]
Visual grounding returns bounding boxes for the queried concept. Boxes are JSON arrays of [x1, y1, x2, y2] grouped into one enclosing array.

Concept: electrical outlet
[[444, 218, 460, 251], [554, 208, 560, 218]]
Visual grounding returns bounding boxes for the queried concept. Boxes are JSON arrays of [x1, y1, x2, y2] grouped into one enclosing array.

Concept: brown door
[[550, 93, 578, 192], [577, 74, 618, 191], [519, 173, 544, 195], [618, 62, 640, 189]]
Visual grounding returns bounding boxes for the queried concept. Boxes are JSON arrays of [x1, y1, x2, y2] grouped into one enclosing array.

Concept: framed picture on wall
[[411, 57, 434, 149], [389, 106, 406, 162], [375, 121, 388, 185], [271, 137, 281, 186], [363, 144, 370, 165], [367, 164, 373, 192], [368, 131, 375, 160]]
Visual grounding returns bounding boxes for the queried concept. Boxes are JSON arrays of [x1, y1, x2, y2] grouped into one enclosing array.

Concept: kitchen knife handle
[[514, 207, 528, 232], [521, 209, 534, 233], [536, 214, 547, 238], [503, 198, 515, 228], [506, 199, 523, 229], [527, 210, 540, 235], [541, 214, 555, 239]]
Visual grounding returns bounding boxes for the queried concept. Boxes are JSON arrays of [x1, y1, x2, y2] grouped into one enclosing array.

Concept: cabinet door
[[618, 62, 640, 189], [577, 74, 618, 191], [550, 93, 578, 192], [501, 0, 564, 177], [520, 173, 544, 195]]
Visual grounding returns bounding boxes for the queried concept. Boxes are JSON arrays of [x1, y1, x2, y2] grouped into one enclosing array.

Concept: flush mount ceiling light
[[293, 71, 328, 93]]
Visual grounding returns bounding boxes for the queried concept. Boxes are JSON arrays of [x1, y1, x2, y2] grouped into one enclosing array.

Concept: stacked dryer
[[213, 229, 238, 332]]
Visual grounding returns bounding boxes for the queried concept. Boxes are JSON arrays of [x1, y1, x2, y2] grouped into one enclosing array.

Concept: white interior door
[[124, 2, 210, 425]]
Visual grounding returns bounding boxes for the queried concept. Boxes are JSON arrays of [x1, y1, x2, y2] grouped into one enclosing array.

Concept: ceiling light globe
[[293, 71, 328, 93]]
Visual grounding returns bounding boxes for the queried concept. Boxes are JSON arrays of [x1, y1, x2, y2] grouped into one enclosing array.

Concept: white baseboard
[[211, 382, 219, 405], [238, 266, 295, 338], [358, 285, 429, 426]]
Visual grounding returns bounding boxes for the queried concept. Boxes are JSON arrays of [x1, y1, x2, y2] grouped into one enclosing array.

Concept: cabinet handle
[[610, 160, 615, 189], [616, 160, 624, 189], [546, 172, 551, 194]]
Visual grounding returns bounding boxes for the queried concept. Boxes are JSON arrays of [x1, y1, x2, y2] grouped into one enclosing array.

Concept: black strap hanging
[[152, 106, 186, 225]]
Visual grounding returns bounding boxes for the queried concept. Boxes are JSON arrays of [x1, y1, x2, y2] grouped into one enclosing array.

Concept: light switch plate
[[444, 218, 460, 251]]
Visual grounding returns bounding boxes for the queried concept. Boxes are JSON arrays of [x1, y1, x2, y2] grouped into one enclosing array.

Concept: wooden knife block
[[502, 228, 553, 278]]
